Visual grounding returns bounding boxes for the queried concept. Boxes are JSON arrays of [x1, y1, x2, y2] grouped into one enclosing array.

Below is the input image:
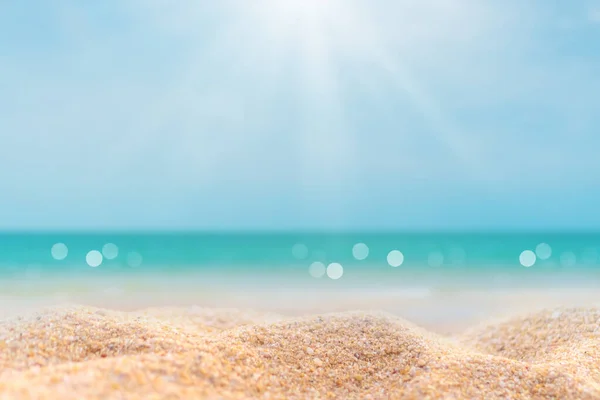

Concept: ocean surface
[[0, 232, 599, 296]]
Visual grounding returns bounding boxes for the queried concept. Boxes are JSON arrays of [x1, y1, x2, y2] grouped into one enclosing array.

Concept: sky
[[1, 0, 600, 231]]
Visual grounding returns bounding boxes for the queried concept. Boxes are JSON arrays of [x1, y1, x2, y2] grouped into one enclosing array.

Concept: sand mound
[[0, 305, 202, 370], [133, 306, 284, 333], [459, 308, 600, 360], [458, 307, 600, 383], [0, 309, 599, 399]]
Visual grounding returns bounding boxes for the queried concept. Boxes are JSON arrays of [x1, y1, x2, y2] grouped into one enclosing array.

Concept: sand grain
[[0, 306, 599, 399]]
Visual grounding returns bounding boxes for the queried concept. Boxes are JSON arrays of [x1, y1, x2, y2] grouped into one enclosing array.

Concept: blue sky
[[1, 0, 600, 230]]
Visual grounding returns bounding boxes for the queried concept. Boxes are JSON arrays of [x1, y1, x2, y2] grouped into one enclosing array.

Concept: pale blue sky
[[1, 1, 600, 230]]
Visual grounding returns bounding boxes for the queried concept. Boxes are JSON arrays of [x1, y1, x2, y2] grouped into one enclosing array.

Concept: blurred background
[[1, 1, 600, 324]]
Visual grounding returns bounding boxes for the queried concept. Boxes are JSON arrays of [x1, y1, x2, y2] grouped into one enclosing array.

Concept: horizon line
[[1, 229, 600, 235]]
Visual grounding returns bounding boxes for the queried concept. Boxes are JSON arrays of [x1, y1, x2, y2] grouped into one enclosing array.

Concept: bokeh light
[[427, 251, 444, 267], [50, 243, 68, 260], [535, 243, 552, 260], [560, 251, 577, 267], [126, 252, 143, 267], [447, 247, 466, 265], [387, 250, 404, 267], [519, 250, 536, 267], [352, 243, 369, 260], [292, 243, 309, 260], [102, 243, 119, 260], [326, 263, 344, 279], [581, 248, 599, 264], [86, 250, 103, 268], [308, 261, 326, 278]]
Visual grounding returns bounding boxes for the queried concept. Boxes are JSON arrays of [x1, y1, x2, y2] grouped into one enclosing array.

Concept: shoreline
[[2, 286, 600, 334]]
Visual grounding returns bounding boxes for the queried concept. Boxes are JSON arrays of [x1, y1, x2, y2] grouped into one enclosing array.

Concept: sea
[[0, 232, 599, 299]]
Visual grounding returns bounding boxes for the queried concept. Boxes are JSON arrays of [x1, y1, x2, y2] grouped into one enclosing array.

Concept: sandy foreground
[[1, 290, 600, 399]]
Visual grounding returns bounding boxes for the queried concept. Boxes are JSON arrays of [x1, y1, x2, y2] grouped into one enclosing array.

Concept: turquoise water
[[0, 232, 599, 290]]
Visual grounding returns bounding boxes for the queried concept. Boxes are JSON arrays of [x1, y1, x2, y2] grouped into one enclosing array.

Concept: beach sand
[[1, 291, 600, 399]]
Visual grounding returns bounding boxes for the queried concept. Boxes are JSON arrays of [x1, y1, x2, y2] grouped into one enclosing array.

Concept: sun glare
[[132, 0, 483, 194], [275, 0, 326, 16], [250, 0, 346, 46], [267, 0, 332, 22], [245, 0, 483, 178]]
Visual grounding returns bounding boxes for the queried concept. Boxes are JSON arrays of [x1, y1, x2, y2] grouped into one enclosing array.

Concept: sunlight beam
[[122, 0, 492, 186]]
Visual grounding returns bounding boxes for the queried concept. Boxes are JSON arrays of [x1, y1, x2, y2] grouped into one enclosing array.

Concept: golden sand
[[1, 305, 600, 399]]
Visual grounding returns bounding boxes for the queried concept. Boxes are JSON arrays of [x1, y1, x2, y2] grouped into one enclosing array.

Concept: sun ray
[[339, 1, 494, 185], [110, 1, 297, 185], [253, 0, 482, 172], [119, 0, 489, 193]]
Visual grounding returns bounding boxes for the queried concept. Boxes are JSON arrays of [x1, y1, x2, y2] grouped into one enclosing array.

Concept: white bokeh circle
[[519, 250, 536, 267], [352, 243, 369, 260], [535, 243, 552, 260], [292, 243, 309, 260], [51, 243, 68, 260], [428, 251, 444, 267], [308, 261, 326, 278], [126, 252, 143, 268], [86, 250, 103, 268], [560, 252, 576, 267], [102, 243, 119, 260], [387, 250, 404, 267], [326, 263, 344, 279]]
